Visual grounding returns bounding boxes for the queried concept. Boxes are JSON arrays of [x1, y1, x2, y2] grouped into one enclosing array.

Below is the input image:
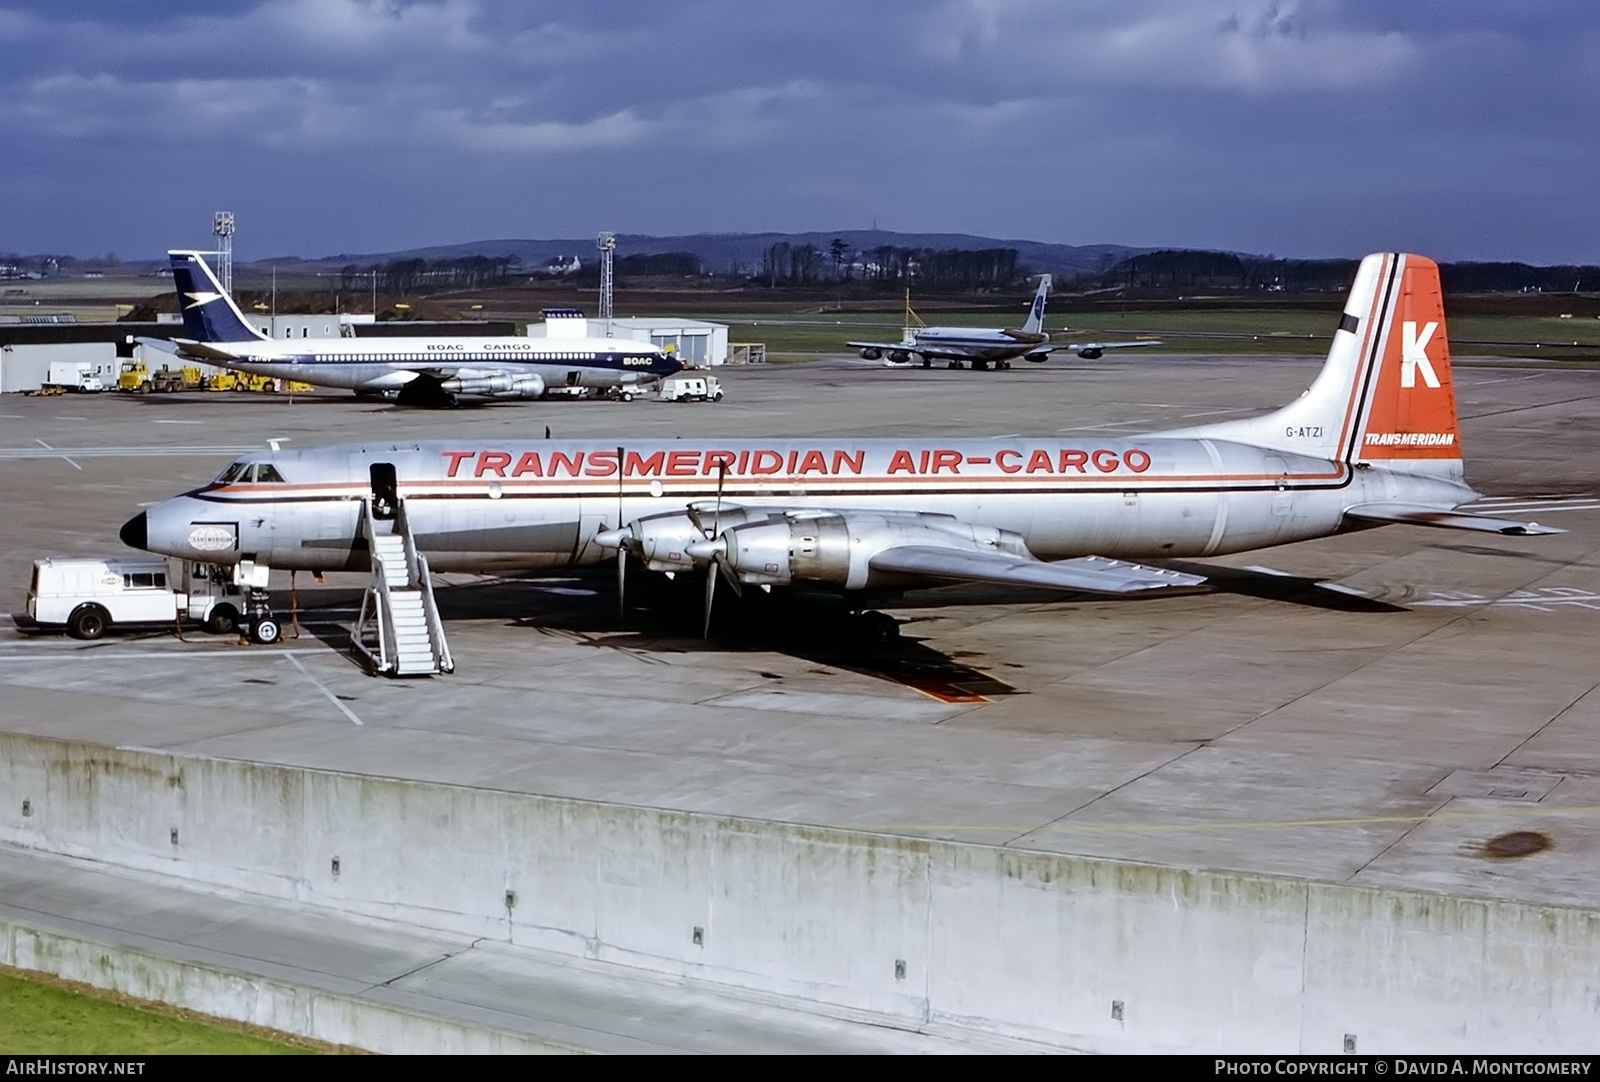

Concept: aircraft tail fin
[[1020, 274, 1051, 335], [167, 251, 269, 344], [1160, 253, 1463, 479]]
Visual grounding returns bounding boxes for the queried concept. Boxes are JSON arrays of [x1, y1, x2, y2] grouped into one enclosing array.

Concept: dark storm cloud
[[0, 1, 1594, 262]]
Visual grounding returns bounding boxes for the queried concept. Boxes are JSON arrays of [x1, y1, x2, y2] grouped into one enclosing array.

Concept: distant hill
[[289, 231, 1151, 277]]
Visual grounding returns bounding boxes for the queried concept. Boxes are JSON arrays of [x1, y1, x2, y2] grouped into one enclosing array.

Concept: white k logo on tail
[[1401, 321, 1441, 389]]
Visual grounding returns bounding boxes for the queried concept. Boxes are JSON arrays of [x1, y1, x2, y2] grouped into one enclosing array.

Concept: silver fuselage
[[194, 336, 680, 393], [136, 436, 1474, 580]]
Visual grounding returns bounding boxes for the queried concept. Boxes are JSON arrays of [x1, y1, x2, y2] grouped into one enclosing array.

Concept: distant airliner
[[847, 275, 1159, 369], [154, 251, 681, 406]]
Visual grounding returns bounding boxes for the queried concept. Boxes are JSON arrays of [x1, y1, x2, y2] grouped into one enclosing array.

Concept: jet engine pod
[[1077, 348, 1104, 360], [859, 347, 882, 361], [1026, 351, 1051, 363], [440, 372, 546, 398]]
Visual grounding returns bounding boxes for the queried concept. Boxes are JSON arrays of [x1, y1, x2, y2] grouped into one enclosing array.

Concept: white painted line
[[34, 438, 80, 471], [152, 419, 204, 425], [0, 648, 298, 661], [287, 653, 364, 726], [1179, 407, 1253, 418], [0, 445, 259, 460], [1415, 589, 1600, 610]]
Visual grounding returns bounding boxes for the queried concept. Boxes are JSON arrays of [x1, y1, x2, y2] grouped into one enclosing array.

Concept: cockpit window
[[213, 462, 287, 484]]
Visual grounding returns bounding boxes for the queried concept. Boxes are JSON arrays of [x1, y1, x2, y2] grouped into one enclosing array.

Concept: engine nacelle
[[626, 505, 775, 572], [440, 373, 546, 398], [716, 511, 1029, 590], [1025, 351, 1051, 363], [1076, 348, 1103, 360], [627, 511, 706, 572], [859, 347, 882, 361]]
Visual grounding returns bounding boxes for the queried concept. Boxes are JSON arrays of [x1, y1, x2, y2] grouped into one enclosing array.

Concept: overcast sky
[[2, 1, 1596, 263]]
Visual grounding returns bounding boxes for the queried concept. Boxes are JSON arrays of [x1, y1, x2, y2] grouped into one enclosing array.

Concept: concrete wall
[[0, 920, 577, 1054], [1, 732, 1596, 1053]]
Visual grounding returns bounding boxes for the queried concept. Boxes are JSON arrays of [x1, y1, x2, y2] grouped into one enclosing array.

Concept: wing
[[846, 340, 918, 352], [867, 546, 1205, 594], [1343, 503, 1564, 535], [1063, 340, 1162, 354]]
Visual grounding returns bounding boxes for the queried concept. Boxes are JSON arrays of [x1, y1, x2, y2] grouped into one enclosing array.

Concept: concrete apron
[[1, 732, 1596, 1054]]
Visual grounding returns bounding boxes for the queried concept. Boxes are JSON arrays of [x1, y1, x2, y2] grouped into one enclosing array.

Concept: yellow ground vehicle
[[202, 371, 305, 393], [117, 362, 198, 393]]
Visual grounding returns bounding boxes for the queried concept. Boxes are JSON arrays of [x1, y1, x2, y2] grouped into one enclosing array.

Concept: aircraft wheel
[[67, 604, 110, 641], [205, 604, 240, 635], [855, 611, 900, 646], [249, 616, 281, 645]]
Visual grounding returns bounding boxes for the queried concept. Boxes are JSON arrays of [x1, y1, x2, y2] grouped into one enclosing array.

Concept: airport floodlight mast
[[598, 231, 616, 337], [212, 212, 235, 295]]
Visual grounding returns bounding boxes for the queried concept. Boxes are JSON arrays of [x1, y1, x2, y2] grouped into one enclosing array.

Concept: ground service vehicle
[[658, 376, 724, 402], [117, 362, 195, 393], [20, 557, 249, 640], [203, 371, 287, 393]]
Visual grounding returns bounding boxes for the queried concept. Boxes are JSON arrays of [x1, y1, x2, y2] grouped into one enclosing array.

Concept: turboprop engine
[[607, 504, 776, 573], [439, 372, 546, 398], [686, 510, 1030, 590]]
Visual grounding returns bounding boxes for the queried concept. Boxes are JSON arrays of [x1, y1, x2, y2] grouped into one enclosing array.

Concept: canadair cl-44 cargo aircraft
[[848, 274, 1159, 369], [156, 251, 682, 406], [122, 253, 1556, 647]]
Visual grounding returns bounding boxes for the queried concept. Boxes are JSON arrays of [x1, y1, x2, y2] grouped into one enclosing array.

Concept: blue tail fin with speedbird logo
[[167, 250, 268, 343]]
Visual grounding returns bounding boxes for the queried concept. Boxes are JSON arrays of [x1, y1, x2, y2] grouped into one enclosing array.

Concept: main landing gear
[[244, 587, 281, 644], [849, 610, 901, 646]]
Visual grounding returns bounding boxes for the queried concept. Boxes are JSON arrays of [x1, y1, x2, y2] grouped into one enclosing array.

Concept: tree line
[[337, 255, 521, 295], [759, 240, 1023, 291], [1083, 249, 1600, 294]]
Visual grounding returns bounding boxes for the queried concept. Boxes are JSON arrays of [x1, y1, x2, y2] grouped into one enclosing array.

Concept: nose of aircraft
[[120, 511, 148, 551]]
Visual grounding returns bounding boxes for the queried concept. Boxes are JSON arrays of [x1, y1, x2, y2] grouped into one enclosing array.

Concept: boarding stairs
[[351, 496, 453, 677]]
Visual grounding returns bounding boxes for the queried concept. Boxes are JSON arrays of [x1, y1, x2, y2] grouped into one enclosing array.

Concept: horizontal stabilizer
[[1344, 503, 1564, 535], [868, 547, 1206, 594], [133, 337, 179, 354], [169, 338, 244, 362]]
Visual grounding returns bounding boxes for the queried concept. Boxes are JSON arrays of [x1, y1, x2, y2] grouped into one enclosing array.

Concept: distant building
[[525, 308, 731, 367], [530, 256, 581, 277]]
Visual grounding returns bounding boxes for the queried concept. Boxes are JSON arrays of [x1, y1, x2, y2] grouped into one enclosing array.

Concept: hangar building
[[525, 309, 733, 367]]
